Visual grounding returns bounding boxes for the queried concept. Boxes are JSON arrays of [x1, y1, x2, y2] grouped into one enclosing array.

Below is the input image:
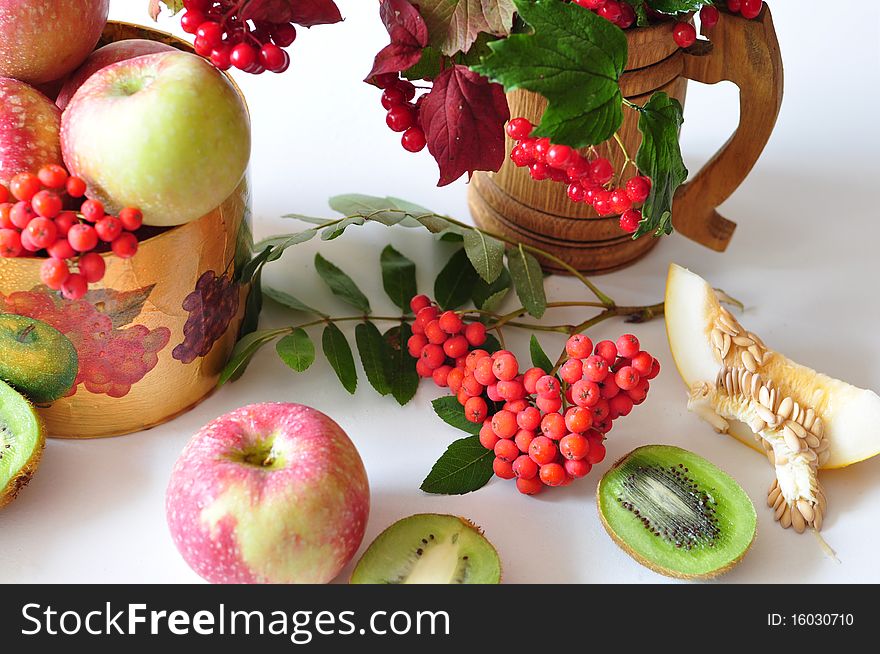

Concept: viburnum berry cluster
[[405, 293, 659, 495], [0, 165, 141, 301], [505, 117, 652, 234], [374, 73, 427, 154], [179, 0, 298, 74]]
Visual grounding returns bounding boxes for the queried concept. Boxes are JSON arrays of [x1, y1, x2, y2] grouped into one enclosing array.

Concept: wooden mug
[[0, 22, 253, 438], [468, 7, 783, 274]]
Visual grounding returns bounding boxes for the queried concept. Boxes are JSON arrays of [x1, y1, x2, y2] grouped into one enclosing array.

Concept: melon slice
[[665, 264, 880, 533]]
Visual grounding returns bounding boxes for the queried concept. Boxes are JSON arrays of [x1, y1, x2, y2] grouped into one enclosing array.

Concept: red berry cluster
[[726, 0, 763, 20], [406, 294, 660, 496], [572, 0, 638, 29], [505, 117, 652, 234], [0, 165, 141, 301], [181, 0, 294, 74], [373, 73, 427, 154]]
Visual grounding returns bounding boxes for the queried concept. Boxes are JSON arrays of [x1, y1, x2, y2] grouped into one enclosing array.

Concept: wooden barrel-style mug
[[468, 7, 783, 274], [0, 22, 253, 438]]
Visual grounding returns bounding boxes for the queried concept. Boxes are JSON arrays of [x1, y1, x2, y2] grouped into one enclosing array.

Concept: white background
[[2, 0, 879, 583]]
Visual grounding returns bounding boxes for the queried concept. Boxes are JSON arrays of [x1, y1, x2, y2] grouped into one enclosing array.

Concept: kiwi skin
[[0, 394, 45, 510], [596, 445, 757, 581]]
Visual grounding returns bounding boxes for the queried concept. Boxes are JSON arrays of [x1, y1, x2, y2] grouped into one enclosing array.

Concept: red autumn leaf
[[365, 0, 429, 83], [242, 0, 342, 27], [421, 65, 510, 187]]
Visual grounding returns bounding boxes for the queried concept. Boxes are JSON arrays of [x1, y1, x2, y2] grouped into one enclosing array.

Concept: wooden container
[[0, 22, 253, 438], [468, 7, 783, 274]]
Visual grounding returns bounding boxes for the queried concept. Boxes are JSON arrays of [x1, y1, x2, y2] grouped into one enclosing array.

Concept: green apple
[[61, 51, 250, 227]]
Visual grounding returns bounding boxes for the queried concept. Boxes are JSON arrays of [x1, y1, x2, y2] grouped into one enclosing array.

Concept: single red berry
[[593, 191, 614, 216], [424, 319, 447, 345], [493, 457, 516, 480], [609, 189, 632, 214], [61, 273, 88, 300], [464, 396, 488, 423], [271, 23, 298, 47], [47, 238, 75, 260], [465, 349, 490, 371], [492, 354, 519, 382], [0, 229, 22, 258], [497, 380, 525, 402], [740, 0, 762, 18], [505, 399, 529, 414], [545, 144, 574, 169], [78, 252, 106, 284], [80, 199, 105, 223], [210, 44, 232, 70], [441, 335, 466, 359], [119, 207, 143, 232], [571, 379, 600, 408], [510, 144, 534, 167], [66, 176, 87, 198], [597, 0, 622, 23], [407, 333, 428, 357], [539, 462, 566, 486], [529, 436, 558, 466], [566, 333, 593, 359], [19, 229, 39, 252], [727, 0, 742, 12], [515, 406, 540, 431], [180, 9, 206, 34], [416, 305, 439, 328], [461, 374, 484, 398], [258, 43, 286, 70], [619, 208, 642, 233], [25, 217, 57, 249], [533, 137, 551, 161], [491, 410, 519, 439], [673, 22, 697, 48], [565, 155, 590, 181], [616, 1, 636, 28], [564, 459, 592, 479], [463, 322, 486, 347], [540, 412, 567, 441], [68, 224, 98, 252], [494, 438, 520, 463], [111, 233, 138, 259], [409, 294, 431, 313], [95, 216, 123, 242], [700, 5, 720, 28], [628, 378, 650, 404], [564, 406, 593, 433], [535, 375, 560, 398], [631, 351, 653, 376], [589, 158, 614, 185], [10, 173, 41, 201], [586, 441, 607, 465], [593, 340, 617, 366], [609, 392, 634, 417], [386, 105, 415, 132], [473, 357, 497, 386], [616, 333, 640, 358], [401, 126, 427, 153], [420, 343, 446, 369], [583, 355, 609, 382], [37, 164, 68, 189], [29, 190, 62, 219], [438, 310, 463, 335], [430, 365, 452, 388], [512, 455, 538, 480], [590, 399, 611, 423], [10, 201, 35, 229], [522, 367, 544, 394], [447, 368, 465, 394], [646, 357, 661, 380], [566, 182, 586, 203], [615, 365, 640, 391], [514, 428, 535, 453], [516, 476, 543, 495], [559, 358, 583, 384], [599, 376, 621, 400], [560, 433, 590, 460], [505, 117, 533, 141], [536, 395, 562, 414], [230, 43, 258, 70], [575, 0, 606, 10], [625, 176, 651, 203], [529, 162, 549, 181], [479, 421, 499, 450], [40, 257, 69, 289], [486, 383, 503, 403]]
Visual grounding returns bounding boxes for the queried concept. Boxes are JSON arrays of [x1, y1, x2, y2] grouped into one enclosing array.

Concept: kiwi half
[[0, 379, 45, 509], [0, 313, 78, 403], [598, 445, 756, 579], [350, 514, 502, 584]]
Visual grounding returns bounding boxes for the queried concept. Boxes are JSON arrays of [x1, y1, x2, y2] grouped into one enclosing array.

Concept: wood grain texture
[[469, 7, 783, 271]]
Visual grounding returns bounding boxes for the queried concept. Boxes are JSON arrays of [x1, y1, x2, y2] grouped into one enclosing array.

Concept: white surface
[[2, 0, 879, 584]]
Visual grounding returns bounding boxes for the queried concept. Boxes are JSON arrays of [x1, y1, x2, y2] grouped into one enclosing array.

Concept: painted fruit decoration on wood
[[0, 285, 170, 399]]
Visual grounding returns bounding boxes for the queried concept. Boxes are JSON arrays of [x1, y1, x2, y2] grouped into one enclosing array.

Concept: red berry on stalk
[[47, 238, 75, 260], [536, 395, 562, 414], [66, 176, 87, 198], [700, 5, 720, 28], [616, 333, 640, 358], [230, 43, 258, 70], [381, 86, 406, 109], [567, 182, 586, 203], [401, 127, 426, 152], [25, 217, 57, 249], [111, 233, 138, 259], [589, 158, 614, 185], [583, 355, 609, 382], [493, 457, 516, 480], [528, 436, 558, 466], [631, 351, 653, 376], [586, 441, 607, 465], [10, 173, 41, 201], [30, 190, 62, 219], [609, 189, 632, 214], [609, 392, 634, 417], [0, 229, 22, 258], [118, 207, 143, 232], [443, 335, 469, 359], [61, 273, 88, 300], [673, 22, 697, 48], [193, 34, 214, 56], [210, 44, 232, 70], [96, 216, 122, 243], [646, 357, 661, 380], [539, 462, 566, 487], [79, 252, 106, 284], [536, 375, 560, 398], [741, 0, 762, 19], [597, 0, 622, 23], [386, 105, 415, 132], [479, 422, 499, 450], [10, 201, 36, 229], [464, 396, 488, 423], [505, 117, 533, 140], [619, 208, 642, 233], [516, 476, 543, 495], [615, 365, 640, 391], [546, 144, 574, 169], [529, 162, 549, 181], [625, 176, 651, 203], [560, 433, 590, 461], [494, 438, 520, 463], [564, 459, 592, 479], [541, 412, 566, 441], [271, 23, 297, 47], [19, 229, 39, 252], [464, 322, 487, 347], [409, 294, 431, 313], [559, 358, 583, 384], [571, 379, 600, 408], [40, 258, 69, 289], [38, 164, 68, 189], [80, 199, 105, 223], [512, 455, 538, 480], [492, 354, 519, 382], [196, 21, 223, 48], [616, 1, 636, 28], [564, 406, 593, 433], [180, 10, 206, 34], [68, 224, 98, 252], [566, 333, 593, 359], [259, 43, 287, 72], [727, 0, 742, 12]]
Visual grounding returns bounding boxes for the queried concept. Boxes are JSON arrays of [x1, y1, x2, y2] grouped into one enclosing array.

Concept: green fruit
[[0, 313, 78, 403], [597, 445, 756, 579], [350, 514, 502, 584], [0, 379, 45, 509]]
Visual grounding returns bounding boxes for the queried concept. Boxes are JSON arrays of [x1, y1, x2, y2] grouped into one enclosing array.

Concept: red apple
[[0, 0, 109, 85], [56, 39, 177, 110], [61, 51, 251, 227], [166, 403, 370, 584], [0, 78, 62, 186]]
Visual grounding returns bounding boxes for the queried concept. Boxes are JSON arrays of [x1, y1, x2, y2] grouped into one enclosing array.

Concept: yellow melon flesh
[[665, 263, 880, 470]]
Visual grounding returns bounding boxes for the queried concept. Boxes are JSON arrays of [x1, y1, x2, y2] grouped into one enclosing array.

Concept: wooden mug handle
[[671, 6, 783, 251]]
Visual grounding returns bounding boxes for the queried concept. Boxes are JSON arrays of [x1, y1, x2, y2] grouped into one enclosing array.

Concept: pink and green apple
[[166, 403, 370, 584], [56, 39, 177, 110], [0, 0, 109, 85], [61, 51, 251, 227], [0, 78, 62, 186]]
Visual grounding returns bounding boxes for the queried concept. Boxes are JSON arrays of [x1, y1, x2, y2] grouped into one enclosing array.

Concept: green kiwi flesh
[[0, 313, 78, 403], [0, 379, 45, 509], [350, 514, 502, 584], [598, 445, 756, 579]]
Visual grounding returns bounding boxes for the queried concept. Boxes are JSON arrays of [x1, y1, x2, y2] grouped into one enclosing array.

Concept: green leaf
[[238, 270, 263, 338], [463, 229, 505, 284], [623, 0, 650, 26], [355, 322, 391, 396], [314, 253, 372, 314], [218, 328, 285, 386], [238, 245, 273, 283], [634, 92, 688, 238], [321, 215, 366, 240], [385, 324, 419, 406], [281, 214, 336, 226], [434, 248, 479, 310], [471, 266, 511, 311], [403, 46, 442, 80], [263, 286, 327, 317], [254, 228, 318, 260], [380, 245, 418, 311], [507, 244, 547, 318], [646, 0, 714, 14], [482, 333, 502, 354], [420, 435, 495, 495], [276, 329, 315, 372], [431, 396, 481, 435], [529, 335, 554, 373], [328, 194, 408, 226], [322, 323, 357, 394], [472, 0, 627, 148]]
